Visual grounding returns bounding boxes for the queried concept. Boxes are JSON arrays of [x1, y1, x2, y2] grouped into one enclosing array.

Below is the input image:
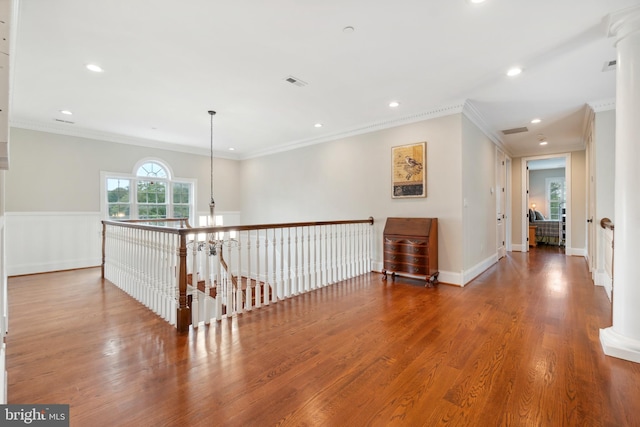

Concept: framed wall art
[[391, 142, 426, 198]]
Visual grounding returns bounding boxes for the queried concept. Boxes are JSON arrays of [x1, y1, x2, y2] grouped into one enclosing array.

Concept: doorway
[[522, 154, 571, 253]]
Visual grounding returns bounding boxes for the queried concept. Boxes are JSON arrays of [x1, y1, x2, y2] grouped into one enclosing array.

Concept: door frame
[[521, 153, 571, 254]]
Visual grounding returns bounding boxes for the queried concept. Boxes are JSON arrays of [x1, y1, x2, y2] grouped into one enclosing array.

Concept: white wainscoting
[[6, 212, 103, 276], [0, 214, 6, 403]]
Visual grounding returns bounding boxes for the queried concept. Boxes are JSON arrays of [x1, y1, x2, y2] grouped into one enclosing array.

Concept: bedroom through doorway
[[524, 155, 570, 254]]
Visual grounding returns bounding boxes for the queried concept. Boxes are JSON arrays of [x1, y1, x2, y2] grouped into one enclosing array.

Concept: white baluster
[[281, 228, 287, 298], [272, 228, 278, 301], [244, 231, 252, 312], [255, 230, 261, 308], [191, 237, 199, 328]]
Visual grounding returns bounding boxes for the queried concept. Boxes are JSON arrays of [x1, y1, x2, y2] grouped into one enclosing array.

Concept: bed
[[529, 209, 563, 245]]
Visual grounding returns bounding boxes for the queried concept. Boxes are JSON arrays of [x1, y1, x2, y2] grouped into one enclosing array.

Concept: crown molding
[[587, 98, 616, 113], [12, 100, 503, 162], [461, 100, 507, 154], [10, 119, 240, 160], [607, 5, 640, 41], [583, 98, 616, 145], [241, 102, 467, 160]]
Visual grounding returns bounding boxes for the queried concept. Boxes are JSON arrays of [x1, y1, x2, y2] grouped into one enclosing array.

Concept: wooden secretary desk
[[382, 217, 439, 287]]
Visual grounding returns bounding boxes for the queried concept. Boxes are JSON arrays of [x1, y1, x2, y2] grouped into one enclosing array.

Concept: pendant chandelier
[[208, 110, 216, 226]]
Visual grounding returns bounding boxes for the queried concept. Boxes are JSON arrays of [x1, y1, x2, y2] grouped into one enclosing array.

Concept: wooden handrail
[[102, 217, 374, 236], [600, 218, 614, 231], [102, 217, 375, 333]]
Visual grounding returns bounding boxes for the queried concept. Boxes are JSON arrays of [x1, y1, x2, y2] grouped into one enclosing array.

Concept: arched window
[[103, 159, 195, 222]]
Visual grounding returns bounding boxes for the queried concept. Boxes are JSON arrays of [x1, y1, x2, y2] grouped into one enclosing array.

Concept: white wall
[[591, 109, 615, 293], [240, 114, 470, 284], [571, 150, 587, 254], [0, 170, 6, 404]]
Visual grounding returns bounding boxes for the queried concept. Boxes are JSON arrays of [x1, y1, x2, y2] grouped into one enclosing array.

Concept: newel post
[[177, 232, 191, 332], [101, 222, 106, 279]]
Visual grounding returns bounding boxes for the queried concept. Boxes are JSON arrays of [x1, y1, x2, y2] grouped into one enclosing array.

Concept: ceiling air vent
[[602, 60, 616, 72], [284, 75, 308, 87], [54, 118, 75, 124], [501, 127, 528, 135]]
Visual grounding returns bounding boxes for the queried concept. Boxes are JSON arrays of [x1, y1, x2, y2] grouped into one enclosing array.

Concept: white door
[[496, 149, 506, 259]]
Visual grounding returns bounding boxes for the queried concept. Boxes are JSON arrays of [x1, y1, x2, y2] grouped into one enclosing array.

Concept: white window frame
[[545, 177, 566, 221], [100, 158, 196, 223]]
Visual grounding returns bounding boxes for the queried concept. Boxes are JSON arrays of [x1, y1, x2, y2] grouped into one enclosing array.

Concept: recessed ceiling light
[[228, 147, 235, 151], [531, 118, 541, 124], [86, 64, 103, 72], [389, 101, 400, 108], [343, 26, 355, 33], [314, 123, 323, 128], [60, 110, 73, 115], [539, 141, 548, 146], [506, 67, 522, 77], [469, 0, 486, 3]]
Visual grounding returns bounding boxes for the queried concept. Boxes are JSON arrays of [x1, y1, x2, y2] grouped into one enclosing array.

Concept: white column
[[600, 5, 640, 363]]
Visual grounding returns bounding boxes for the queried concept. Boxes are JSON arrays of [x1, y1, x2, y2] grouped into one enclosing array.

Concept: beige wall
[[5, 128, 242, 214], [461, 115, 497, 270], [6, 114, 590, 278], [240, 114, 466, 277]]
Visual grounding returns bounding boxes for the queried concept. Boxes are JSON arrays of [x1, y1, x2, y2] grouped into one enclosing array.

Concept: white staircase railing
[[102, 218, 374, 332]]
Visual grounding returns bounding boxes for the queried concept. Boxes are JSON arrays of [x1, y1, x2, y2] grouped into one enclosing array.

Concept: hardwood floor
[[7, 248, 640, 426]]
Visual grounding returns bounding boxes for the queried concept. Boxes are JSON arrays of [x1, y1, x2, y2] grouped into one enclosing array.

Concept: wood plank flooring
[[7, 247, 640, 426]]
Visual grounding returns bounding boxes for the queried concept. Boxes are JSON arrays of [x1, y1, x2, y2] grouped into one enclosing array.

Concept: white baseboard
[[511, 244, 527, 252], [9, 259, 101, 276], [6, 212, 103, 276], [462, 254, 498, 286], [600, 327, 640, 363], [372, 260, 462, 286], [566, 247, 587, 257], [373, 254, 498, 288], [593, 268, 613, 301]]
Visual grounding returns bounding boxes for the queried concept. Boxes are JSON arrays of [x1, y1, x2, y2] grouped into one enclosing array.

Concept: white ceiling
[[9, 0, 639, 160]]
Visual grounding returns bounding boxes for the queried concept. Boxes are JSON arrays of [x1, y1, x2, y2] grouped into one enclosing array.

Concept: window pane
[[137, 181, 166, 203], [137, 180, 167, 219], [546, 178, 565, 221], [107, 178, 130, 203], [173, 205, 190, 218], [173, 182, 190, 204], [136, 162, 168, 178], [138, 205, 167, 219], [107, 178, 131, 219]]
